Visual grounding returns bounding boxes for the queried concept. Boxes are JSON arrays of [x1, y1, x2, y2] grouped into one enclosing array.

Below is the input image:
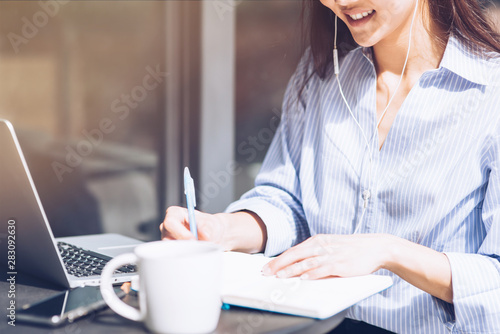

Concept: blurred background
[[0, 1, 498, 242]]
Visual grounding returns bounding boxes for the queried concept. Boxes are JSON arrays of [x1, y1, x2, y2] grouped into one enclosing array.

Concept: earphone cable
[[333, 0, 420, 233]]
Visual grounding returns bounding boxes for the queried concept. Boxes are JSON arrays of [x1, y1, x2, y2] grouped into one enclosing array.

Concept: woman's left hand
[[262, 234, 392, 279]]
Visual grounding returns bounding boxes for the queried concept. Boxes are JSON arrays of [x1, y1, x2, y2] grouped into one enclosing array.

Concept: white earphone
[[333, 0, 420, 233]]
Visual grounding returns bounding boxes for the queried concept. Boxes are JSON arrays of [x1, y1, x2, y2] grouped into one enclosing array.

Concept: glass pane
[[0, 1, 166, 240], [235, 0, 304, 198]]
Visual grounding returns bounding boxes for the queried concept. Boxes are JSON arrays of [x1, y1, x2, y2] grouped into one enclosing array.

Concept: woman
[[161, 0, 500, 333]]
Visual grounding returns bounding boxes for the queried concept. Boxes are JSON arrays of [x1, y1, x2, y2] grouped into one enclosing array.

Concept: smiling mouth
[[345, 9, 375, 26], [348, 10, 374, 21]]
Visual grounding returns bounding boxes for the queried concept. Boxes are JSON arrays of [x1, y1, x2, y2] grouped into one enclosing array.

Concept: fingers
[[265, 254, 341, 280], [160, 206, 196, 240], [262, 235, 343, 279], [160, 206, 223, 243], [262, 234, 386, 280], [275, 257, 322, 278], [300, 265, 338, 280], [262, 241, 323, 276]]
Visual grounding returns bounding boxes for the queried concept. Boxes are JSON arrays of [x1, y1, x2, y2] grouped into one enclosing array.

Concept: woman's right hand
[[159, 206, 231, 250], [159, 206, 267, 254]]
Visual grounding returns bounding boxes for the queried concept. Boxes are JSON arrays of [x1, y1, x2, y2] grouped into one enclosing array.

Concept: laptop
[[0, 119, 144, 288]]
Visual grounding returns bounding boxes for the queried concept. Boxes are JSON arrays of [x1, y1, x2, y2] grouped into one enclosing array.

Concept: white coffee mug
[[100, 240, 223, 334]]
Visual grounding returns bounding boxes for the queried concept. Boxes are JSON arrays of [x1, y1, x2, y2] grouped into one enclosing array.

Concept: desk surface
[[0, 272, 345, 334]]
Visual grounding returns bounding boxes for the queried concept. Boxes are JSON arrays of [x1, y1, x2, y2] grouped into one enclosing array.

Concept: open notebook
[[221, 252, 393, 319]]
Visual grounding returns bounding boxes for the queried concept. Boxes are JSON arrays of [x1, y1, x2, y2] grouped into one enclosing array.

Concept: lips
[[348, 10, 374, 21], [344, 10, 376, 27]]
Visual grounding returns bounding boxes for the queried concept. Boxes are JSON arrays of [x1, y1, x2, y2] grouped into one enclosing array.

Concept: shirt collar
[[439, 34, 499, 86], [358, 34, 500, 86]]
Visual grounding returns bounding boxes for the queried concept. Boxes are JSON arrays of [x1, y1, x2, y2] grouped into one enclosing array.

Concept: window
[[0, 1, 199, 240], [234, 0, 303, 198]]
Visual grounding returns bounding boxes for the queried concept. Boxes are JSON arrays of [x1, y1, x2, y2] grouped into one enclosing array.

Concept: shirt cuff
[[443, 252, 500, 333], [225, 198, 293, 257]]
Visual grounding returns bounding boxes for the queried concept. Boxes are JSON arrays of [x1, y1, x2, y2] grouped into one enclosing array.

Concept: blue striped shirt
[[226, 35, 500, 333]]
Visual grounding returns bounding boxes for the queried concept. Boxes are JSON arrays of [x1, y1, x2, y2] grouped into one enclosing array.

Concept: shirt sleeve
[[225, 50, 314, 257], [442, 132, 500, 333]]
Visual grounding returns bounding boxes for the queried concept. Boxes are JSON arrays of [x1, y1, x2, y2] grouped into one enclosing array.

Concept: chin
[[352, 38, 376, 48], [350, 26, 395, 49], [346, 24, 384, 48], [355, 41, 375, 48], [350, 32, 381, 48]]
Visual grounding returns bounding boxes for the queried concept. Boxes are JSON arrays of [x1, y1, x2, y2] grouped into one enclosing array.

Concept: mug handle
[[100, 253, 143, 322]]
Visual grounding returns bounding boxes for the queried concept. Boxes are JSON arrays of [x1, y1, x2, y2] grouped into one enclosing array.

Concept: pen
[[184, 167, 198, 239]]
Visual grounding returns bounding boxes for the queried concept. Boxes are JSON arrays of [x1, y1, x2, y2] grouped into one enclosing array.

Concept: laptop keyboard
[[57, 242, 137, 278]]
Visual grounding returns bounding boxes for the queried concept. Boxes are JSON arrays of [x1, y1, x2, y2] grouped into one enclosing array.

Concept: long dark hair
[[302, 0, 500, 79]]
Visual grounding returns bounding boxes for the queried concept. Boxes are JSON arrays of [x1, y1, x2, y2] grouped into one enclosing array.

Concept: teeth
[[349, 10, 373, 21]]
